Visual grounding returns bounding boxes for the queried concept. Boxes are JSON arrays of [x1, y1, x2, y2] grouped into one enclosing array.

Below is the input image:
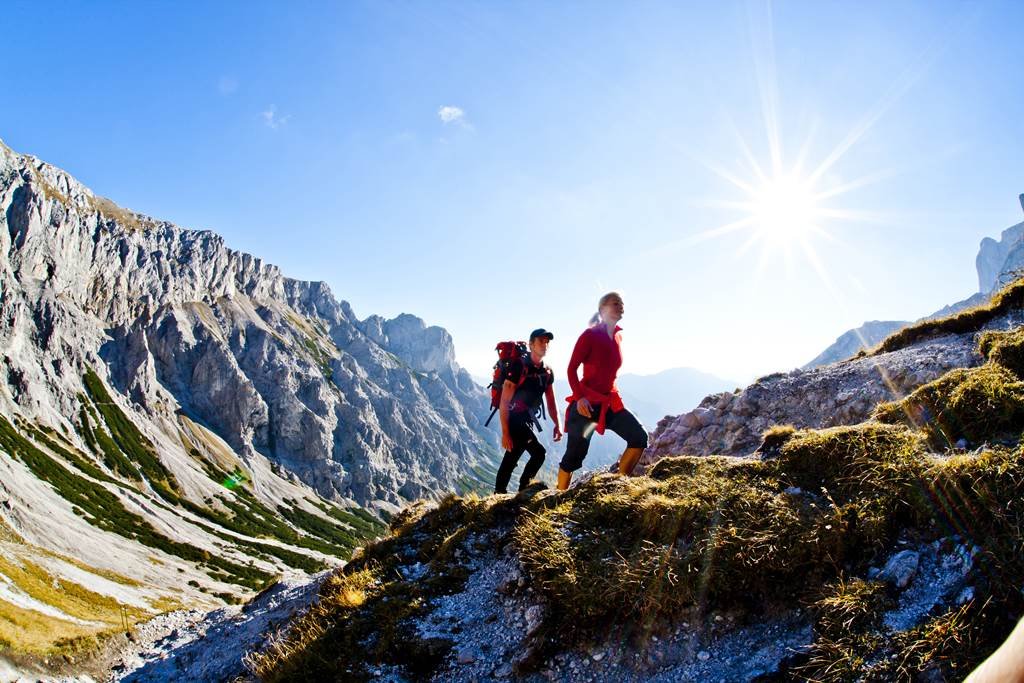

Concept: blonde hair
[[588, 291, 623, 327]]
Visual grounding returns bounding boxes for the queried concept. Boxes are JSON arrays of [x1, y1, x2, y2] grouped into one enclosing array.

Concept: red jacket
[[565, 325, 625, 434]]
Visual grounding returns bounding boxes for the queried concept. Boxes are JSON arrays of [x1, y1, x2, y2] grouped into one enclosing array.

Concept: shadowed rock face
[[0, 140, 495, 507]]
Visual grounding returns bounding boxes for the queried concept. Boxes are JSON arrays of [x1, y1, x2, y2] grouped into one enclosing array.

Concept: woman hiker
[[557, 291, 648, 491], [494, 329, 562, 494]]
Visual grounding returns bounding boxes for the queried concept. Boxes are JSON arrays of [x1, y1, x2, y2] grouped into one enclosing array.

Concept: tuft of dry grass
[[979, 326, 1024, 378], [811, 577, 893, 641], [871, 276, 1024, 356], [758, 423, 797, 455], [245, 567, 380, 681], [88, 196, 154, 232], [874, 362, 1024, 449]]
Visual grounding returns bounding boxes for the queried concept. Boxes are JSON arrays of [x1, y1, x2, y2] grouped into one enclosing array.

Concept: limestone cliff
[[0, 139, 496, 508]]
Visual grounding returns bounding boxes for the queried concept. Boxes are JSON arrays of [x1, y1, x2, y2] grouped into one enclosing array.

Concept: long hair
[[589, 291, 623, 327]]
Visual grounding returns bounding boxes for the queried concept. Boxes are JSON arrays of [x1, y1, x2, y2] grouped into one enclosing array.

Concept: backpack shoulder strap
[[515, 355, 531, 387]]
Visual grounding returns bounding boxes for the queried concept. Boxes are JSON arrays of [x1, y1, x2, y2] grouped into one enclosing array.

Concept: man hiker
[[494, 329, 562, 494]]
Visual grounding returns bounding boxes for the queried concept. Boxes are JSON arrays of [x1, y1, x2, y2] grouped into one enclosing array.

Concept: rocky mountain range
[[1, 137, 496, 508], [2, 132, 1021, 681], [0, 137, 502, 668], [977, 194, 1024, 294]]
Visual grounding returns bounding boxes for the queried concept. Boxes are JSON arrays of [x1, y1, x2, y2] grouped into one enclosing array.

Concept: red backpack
[[484, 341, 529, 426]]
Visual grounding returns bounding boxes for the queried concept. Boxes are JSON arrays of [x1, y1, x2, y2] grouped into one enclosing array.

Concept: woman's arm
[[567, 331, 606, 405]]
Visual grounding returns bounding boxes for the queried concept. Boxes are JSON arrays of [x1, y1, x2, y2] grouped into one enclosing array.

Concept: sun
[[749, 174, 820, 246], [681, 159, 839, 264]]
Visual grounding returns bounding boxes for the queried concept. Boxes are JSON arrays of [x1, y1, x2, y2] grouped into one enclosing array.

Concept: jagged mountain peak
[[0, 139, 505, 665], [1, 138, 496, 507]]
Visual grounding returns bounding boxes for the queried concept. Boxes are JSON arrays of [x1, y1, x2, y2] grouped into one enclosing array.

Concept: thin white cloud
[[218, 76, 238, 95], [262, 105, 291, 130], [437, 105, 465, 125]]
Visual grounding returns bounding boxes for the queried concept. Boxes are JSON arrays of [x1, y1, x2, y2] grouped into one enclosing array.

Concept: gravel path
[[108, 571, 329, 683]]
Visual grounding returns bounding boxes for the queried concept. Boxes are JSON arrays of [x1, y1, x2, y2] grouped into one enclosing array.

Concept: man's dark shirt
[[505, 357, 553, 413]]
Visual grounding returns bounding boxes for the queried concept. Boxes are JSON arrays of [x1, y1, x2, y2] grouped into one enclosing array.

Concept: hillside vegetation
[[250, 282, 1024, 682], [0, 369, 385, 659]]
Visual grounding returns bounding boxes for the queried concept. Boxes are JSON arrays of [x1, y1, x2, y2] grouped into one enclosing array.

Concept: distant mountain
[[977, 194, 1024, 294], [803, 321, 907, 370], [804, 194, 1024, 370], [616, 367, 738, 429]]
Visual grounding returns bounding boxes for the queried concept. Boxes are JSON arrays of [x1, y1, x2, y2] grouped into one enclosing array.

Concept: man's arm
[[545, 383, 562, 441], [499, 379, 516, 452]]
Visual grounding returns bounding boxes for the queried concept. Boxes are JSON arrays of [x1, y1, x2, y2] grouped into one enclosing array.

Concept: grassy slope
[[0, 369, 386, 658], [251, 286, 1024, 683]]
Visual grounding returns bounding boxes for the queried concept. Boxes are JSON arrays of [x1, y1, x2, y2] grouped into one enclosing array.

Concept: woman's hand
[[576, 398, 592, 418], [502, 431, 513, 452], [553, 425, 563, 442]]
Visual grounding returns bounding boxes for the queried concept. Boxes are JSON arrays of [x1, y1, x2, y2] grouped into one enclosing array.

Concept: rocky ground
[[645, 310, 1024, 464], [83, 489, 980, 683], [109, 572, 329, 682], [64, 477, 971, 683], [386, 499, 981, 683]]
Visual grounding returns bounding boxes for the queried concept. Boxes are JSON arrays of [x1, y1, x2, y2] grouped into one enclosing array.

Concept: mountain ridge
[[0, 137, 500, 667]]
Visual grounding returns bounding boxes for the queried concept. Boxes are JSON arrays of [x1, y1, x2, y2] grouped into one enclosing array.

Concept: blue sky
[[3, 1, 1023, 382]]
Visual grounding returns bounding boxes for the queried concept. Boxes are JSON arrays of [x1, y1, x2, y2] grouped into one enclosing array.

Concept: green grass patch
[[300, 336, 334, 381], [78, 397, 139, 481], [16, 417, 121, 486], [0, 414, 272, 589], [276, 503, 360, 552], [81, 369, 180, 501], [313, 502, 387, 538]]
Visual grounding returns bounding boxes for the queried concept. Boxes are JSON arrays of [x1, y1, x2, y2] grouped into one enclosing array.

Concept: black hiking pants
[[495, 412, 546, 494]]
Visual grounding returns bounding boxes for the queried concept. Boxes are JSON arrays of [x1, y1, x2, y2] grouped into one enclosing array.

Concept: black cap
[[530, 328, 554, 341]]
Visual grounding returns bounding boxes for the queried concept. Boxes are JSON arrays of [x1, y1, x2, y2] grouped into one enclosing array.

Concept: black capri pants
[[559, 401, 648, 472], [495, 412, 547, 493]]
